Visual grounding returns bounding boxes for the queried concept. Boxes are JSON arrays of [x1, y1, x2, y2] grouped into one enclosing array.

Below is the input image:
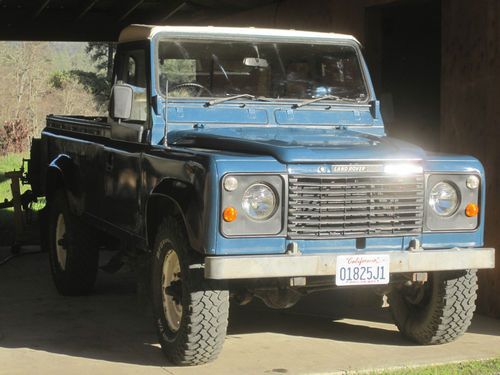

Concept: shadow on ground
[[0, 247, 498, 368]]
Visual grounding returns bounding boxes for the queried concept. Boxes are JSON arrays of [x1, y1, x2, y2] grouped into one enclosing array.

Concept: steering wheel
[[168, 82, 213, 97]]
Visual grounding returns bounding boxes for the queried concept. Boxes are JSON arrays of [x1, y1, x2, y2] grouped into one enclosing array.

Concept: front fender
[[146, 178, 203, 251]]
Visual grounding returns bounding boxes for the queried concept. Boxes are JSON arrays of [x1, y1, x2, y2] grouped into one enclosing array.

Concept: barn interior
[[0, 0, 498, 317]]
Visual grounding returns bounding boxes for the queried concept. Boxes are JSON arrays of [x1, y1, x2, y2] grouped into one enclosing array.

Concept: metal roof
[[119, 24, 359, 44]]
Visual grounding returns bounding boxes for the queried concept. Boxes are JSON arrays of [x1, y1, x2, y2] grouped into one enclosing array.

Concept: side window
[[117, 49, 147, 122]]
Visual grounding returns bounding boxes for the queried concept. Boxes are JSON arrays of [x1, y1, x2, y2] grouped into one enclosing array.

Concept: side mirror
[[111, 84, 134, 120], [110, 83, 144, 142]]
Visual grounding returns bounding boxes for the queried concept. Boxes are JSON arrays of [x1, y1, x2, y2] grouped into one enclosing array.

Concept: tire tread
[[48, 189, 99, 296], [154, 217, 229, 365], [389, 270, 477, 345]]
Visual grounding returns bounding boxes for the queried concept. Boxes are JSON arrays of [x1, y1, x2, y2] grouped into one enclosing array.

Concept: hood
[[169, 126, 426, 163]]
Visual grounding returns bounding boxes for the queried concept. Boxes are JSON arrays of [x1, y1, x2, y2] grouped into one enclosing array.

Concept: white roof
[[119, 24, 360, 44]]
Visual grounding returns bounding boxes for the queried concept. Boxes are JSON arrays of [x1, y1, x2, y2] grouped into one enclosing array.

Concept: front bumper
[[204, 247, 495, 280]]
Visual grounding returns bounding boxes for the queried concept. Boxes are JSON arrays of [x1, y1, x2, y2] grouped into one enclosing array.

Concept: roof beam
[[32, 0, 51, 20], [115, 0, 145, 22], [75, 0, 99, 21], [158, 1, 188, 23]]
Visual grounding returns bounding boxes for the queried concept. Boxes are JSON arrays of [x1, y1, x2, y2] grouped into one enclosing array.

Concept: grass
[[0, 153, 41, 246], [0, 153, 27, 201], [373, 357, 500, 375]]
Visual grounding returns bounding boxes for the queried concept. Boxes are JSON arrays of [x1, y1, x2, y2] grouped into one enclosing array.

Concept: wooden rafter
[[115, 0, 145, 22], [75, 0, 100, 21], [32, 0, 51, 20], [157, 1, 187, 23]]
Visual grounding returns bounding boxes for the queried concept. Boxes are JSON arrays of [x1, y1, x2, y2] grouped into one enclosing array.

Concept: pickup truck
[[28, 25, 495, 366]]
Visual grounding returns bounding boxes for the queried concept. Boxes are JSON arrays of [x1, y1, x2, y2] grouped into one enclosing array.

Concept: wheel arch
[[45, 154, 84, 214], [145, 178, 202, 252]]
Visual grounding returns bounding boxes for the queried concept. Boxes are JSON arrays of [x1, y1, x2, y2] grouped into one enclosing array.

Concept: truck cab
[[32, 25, 495, 366]]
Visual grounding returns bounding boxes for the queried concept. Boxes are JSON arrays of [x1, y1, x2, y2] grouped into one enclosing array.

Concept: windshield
[[157, 39, 368, 101]]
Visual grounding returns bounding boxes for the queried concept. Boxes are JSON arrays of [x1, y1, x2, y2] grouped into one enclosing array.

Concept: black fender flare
[[145, 178, 203, 251], [46, 154, 84, 214]]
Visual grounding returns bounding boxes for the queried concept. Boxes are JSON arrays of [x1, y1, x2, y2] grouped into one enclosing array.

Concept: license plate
[[335, 254, 390, 286]]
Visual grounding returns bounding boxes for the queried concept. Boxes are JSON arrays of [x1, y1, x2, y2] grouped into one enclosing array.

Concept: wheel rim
[[55, 213, 67, 271], [162, 249, 183, 332]]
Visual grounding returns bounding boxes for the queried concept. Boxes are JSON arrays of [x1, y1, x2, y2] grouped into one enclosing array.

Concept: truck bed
[[47, 115, 110, 138]]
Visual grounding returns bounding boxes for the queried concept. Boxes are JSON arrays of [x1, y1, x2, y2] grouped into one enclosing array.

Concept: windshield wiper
[[205, 94, 255, 107], [292, 95, 359, 109], [205, 94, 271, 107]]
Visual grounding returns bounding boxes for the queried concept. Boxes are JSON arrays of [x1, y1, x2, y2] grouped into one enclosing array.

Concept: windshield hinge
[[247, 108, 256, 119], [175, 107, 184, 118]]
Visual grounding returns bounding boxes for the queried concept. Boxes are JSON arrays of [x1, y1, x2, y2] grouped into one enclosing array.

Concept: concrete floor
[[0, 246, 499, 375]]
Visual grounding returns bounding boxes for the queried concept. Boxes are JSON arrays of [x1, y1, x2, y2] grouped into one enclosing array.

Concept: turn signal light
[[465, 203, 479, 217], [223, 207, 238, 222]]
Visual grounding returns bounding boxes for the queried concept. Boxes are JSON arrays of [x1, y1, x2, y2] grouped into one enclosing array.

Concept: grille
[[288, 174, 424, 239]]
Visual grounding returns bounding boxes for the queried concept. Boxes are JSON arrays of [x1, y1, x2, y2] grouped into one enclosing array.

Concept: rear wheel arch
[[45, 155, 83, 214], [46, 165, 65, 199]]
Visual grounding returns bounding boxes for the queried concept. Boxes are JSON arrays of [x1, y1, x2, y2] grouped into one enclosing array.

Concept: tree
[[86, 42, 116, 80], [0, 41, 103, 153], [0, 42, 51, 134], [67, 42, 117, 107]]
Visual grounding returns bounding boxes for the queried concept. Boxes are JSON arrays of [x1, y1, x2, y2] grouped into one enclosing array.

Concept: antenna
[[163, 80, 169, 147]]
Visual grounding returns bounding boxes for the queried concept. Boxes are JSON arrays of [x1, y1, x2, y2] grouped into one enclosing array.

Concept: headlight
[[429, 182, 460, 216], [220, 174, 284, 237], [241, 183, 277, 221]]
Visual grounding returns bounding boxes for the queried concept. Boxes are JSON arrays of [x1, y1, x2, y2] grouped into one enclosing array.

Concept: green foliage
[[68, 70, 111, 107], [49, 69, 109, 107], [49, 42, 93, 72], [54, 42, 118, 107], [49, 70, 74, 89], [160, 58, 197, 85], [86, 42, 116, 79]]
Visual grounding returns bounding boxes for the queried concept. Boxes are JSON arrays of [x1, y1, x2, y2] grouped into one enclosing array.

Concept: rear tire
[[389, 270, 477, 344], [48, 189, 99, 295], [152, 217, 229, 365]]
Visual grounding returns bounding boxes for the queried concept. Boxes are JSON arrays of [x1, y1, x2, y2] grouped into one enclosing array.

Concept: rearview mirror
[[111, 83, 133, 120], [243, 57, 269, 68]]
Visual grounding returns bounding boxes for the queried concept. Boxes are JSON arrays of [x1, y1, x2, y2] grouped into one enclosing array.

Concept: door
[[103, 44, 149, 235]]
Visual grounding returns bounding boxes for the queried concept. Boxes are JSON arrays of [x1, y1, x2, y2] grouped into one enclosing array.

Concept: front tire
[[152, 218, 229, 366], [48, 189, 99, 295], [389, 270, 478, 344]]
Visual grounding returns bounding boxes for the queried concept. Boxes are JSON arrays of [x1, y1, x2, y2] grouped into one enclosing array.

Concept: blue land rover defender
[[29, 25, 495, 365]]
